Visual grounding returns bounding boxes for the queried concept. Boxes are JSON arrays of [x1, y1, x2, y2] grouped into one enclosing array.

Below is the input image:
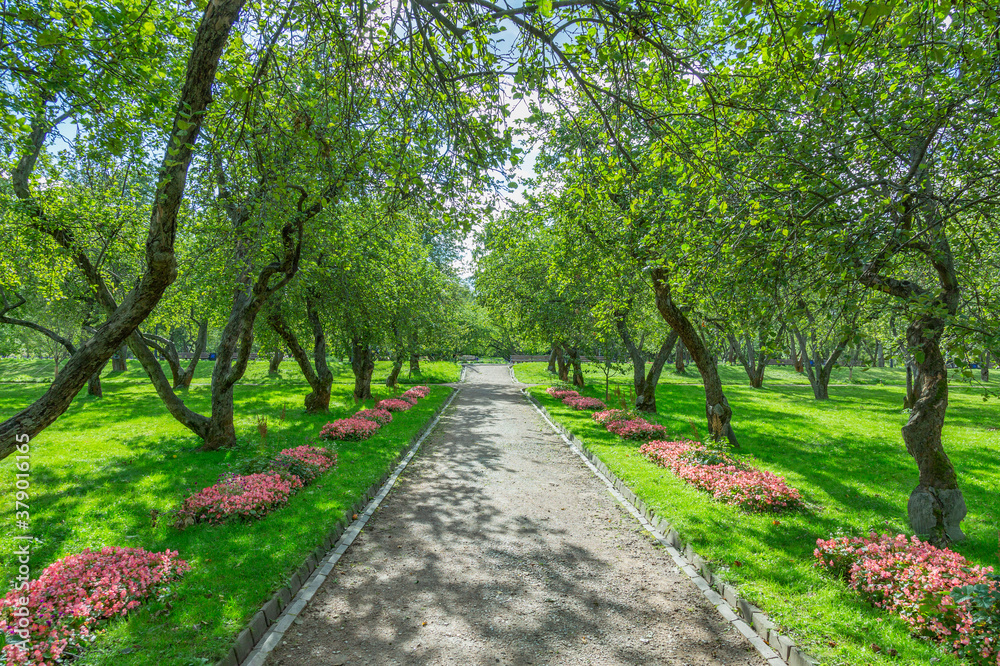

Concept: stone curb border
[[522, 389, 820, 666], [216, 387, 461, 666]]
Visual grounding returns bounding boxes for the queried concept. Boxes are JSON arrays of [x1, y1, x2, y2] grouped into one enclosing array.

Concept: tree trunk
[[981, 353, 990, 382], [727, 332, 766, 388], [546, 345, 557, 373], [901, 311, 965, 543], [567, 347, 585, 387], [674, 338, 686, 374], [176, 320, 208, 388], [651, 269, 738, 446], [794, 328, 845, 400], [0, 0, 249, 460], [86, 367, 103, 398], [556, 345, 569, 382], [386, 354, 405, 387], [615, 309, 677, 413], [352, 340, 374, 401], [112, 344, 128, 372], [268, 349, 284, 374], [267, 299, 332, 413], [791, 332, 804, 372], [876, 340, 885, 368], [408, 329, 420, 374]]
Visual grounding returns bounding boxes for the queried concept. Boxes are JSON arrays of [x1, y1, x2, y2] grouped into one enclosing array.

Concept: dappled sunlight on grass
[[528, 372, 1000, 666], [0, 373, 451, 665]]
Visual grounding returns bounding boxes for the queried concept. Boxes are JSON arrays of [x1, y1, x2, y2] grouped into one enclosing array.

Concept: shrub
[[815, 533, 998, 665], [546, 387, 580, 399], [0, 547, 189, 665], [319, 416, 381, 440], [174, 472, 303, 527], [399, 393, 419, 405], [376, 398, 413, 413], [592, 409, 632, 424], [272, 445, 337, 484], [606, 418, 666, 440], [640, 440, 802, 512], [562, 396, 607, 411], [355, 407, 392, 425]]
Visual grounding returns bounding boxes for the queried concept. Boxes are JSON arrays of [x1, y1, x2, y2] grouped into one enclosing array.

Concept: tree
[[0, 0, 248, 459]]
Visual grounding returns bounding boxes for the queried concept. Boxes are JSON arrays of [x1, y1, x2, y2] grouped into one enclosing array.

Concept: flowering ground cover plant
[[640, 440, 802, 512], [376, 398, 413, 413], [0, 547, 189, 665], [319, 415, 382, 440], [402, 386, 430, 399], [174, 472, 303, 527], [815, 533, 999, 665], [562, 395, 607, 411], [545, 387, 580, 399], [271, 445, 337, 484], [592, 409, 632, 425], [355, 407, 392, 425], [605, 418, 667, 440]]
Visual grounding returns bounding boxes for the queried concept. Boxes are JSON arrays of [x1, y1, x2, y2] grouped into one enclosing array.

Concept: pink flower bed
[[640, 440, 801, 511], [546, 387, 579, 399], [815, 533, 998, 664], [403, 386, 430, 399], [592, 409, 632, 424], [175, 472, 303, 525], [355, 407, 392, 425], [377, 398, 413, 413], [270, 445, 336, 484], [562, 396, 607, 411], [0, 547, 189, 665], [606, 418, 666, 440], [320, 416, 381, 440]]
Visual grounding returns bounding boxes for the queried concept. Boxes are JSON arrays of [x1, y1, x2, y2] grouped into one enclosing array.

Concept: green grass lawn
[[513, 360, 998, 391], [525, 368, 1000, 666], [0, 357, 462, 386], [0, 373, 452, 665]]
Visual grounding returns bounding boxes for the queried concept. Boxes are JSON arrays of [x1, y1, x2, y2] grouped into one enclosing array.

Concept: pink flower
[[402, 386, 430, 400], [639, 440, 801, 512], [606, 418, 666, 440], [562, 396, 607, 411], [319, 416, 381, 440], [0, 547, 189, 665], [375, 399, 413, 413], [814, 532, 998, 664], [592, 409, 632, 424], [354, 407, 392, 425], [546, 387, 580, 399], [175, 472, 303, 526]]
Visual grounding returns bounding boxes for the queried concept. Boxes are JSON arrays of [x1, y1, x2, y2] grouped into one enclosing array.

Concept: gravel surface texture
[[265, 364, 766, 666]]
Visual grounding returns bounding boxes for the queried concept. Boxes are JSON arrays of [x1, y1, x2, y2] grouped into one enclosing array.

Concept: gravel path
[[265, 365, 766, 666]]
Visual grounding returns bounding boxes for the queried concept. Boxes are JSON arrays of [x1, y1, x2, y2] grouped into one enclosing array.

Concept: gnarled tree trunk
[[794, 328, 846, 400], [0, 0, 248, 460], [546, 345, 558, 373], [267, 296, 333, 413], [567, 347, 585, 387], [352, 340, 375, 401], [981, 353, 990, 382], [674, 338, 686, 374], [268, 349, 284, 374], [615, 309, 678, 414], [111, 344, 128, 372], [555, 345, 569, 382], [651, 269, 738, 446]]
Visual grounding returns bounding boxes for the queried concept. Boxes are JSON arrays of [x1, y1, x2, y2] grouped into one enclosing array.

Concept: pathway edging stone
[[521, 386, 820, 666], [215, 386, 460, 666]]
